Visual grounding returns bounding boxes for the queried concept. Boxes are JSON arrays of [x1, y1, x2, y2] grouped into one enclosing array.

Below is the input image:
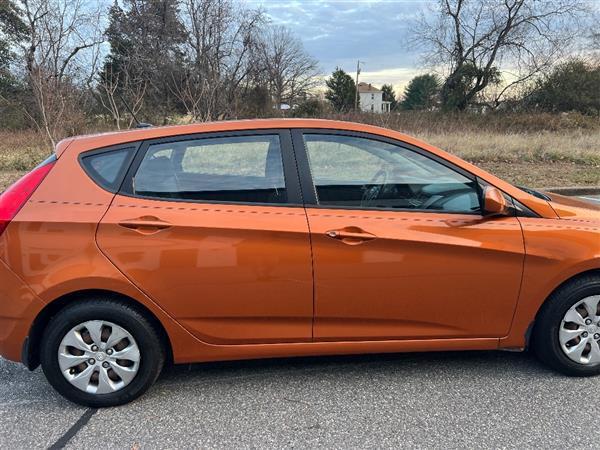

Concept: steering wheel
[[361, 167, 388, 204]]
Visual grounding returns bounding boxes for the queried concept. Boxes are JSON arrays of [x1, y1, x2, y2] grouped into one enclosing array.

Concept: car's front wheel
[[533, 274, 600, 376], [40, 298, 165, 407]]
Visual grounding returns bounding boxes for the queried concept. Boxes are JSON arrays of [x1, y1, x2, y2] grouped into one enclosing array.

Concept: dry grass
[[0, 130, 53, 172], [331, 110, 600, 134], [478, 162, 600, 187], [0, 111, 599, 191], [0, 170, 26, 191], [321, 112, 600, 187], [423, 130, 600, 166]]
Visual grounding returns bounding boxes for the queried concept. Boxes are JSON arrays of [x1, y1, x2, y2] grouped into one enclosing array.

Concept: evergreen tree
[[325, 68, 356, 112], [381, 84, 398, 110], [100, 0, 187, 123], [440, 64, 500, 111], [400, 74, 441, 110], [0, 0, 27, 95]]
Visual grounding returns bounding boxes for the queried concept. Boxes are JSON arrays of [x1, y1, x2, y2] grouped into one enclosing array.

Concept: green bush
[[292, 98, 329, 118], [528, 59, 600, 115]]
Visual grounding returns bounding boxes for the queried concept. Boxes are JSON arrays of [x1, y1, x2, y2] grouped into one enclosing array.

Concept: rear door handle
[[118, 216, 172, 234], [325, 227, 377, 245]]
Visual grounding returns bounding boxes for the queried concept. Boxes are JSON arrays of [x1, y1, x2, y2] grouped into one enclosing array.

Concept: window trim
[[78, 144, 139, 193], [119, 129, 304, 207], [291, 129, 484, 215]]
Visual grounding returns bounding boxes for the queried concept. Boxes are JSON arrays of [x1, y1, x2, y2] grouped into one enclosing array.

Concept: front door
[[96, 131, 313, 345], [293, 131, 525, 341]]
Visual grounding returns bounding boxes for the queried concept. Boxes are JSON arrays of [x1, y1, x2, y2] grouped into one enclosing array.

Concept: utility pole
[[355, 60, 363, 111]]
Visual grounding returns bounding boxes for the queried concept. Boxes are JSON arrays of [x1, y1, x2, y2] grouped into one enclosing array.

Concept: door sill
[[173, 337, 500, 364]]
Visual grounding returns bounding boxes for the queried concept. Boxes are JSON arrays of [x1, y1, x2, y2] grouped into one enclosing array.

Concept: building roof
[[357, 82, 381, 93]]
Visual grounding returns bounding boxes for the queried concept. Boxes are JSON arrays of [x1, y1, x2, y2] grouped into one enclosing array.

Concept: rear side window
[[80, 148, 135, 192], [132, 135, 287, 204]]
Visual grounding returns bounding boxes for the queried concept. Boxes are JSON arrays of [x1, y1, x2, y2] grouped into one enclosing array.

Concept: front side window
[[133, 135, 287, 204], [304, 134, 480, 213]]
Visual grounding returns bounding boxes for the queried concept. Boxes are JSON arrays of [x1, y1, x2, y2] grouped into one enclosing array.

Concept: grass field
[[424, 130, 600, 187], [0, 112, 598, 191]]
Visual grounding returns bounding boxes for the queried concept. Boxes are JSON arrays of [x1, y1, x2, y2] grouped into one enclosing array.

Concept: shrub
[[527, 59, 600, 115]]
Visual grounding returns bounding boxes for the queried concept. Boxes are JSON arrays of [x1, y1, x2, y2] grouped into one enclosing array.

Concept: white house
[[358, 82, 391, 113]]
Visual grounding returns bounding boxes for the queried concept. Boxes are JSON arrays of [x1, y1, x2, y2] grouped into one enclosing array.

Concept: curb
[[540, 186, 600, 196]]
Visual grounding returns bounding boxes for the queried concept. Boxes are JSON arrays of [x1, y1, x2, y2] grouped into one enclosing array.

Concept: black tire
[[41, 298, 165, 407], [532, 273, 600, 376]]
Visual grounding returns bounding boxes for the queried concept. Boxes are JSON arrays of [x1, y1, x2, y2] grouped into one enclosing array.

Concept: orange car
[[0, 119, 598, 406]]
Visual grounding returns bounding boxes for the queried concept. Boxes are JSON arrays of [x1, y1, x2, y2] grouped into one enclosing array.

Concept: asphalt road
[[2, 195, 599, 449], [2, 350, 600, 449]]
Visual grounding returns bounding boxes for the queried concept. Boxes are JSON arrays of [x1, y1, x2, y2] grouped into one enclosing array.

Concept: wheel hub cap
[[58, 320, 141, 394], [559, 295, 600, 365]]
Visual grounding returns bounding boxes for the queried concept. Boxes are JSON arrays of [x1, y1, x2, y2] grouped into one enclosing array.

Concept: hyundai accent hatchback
[[0, 119, 598, 407]]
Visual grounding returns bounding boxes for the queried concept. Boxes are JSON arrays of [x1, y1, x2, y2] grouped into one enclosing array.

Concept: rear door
[[292, 130, 525, 342], [96, 130, 314, 344]]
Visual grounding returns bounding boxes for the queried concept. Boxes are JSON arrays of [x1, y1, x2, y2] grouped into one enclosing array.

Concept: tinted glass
[[304, 134, 480, 213], [81, 148, 134, 191], [133, 135, 287, 204]]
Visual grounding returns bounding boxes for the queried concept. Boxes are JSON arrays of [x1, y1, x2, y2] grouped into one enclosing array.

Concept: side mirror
[[483, 186, 510, 216]]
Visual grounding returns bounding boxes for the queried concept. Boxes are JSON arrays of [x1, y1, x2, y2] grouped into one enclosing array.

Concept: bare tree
[[413, 0, 589, 110], [95, 62, 148, 130], [174, 0, 265, 121], [258, 25, 320, 110], [20, 0, 104, 144]]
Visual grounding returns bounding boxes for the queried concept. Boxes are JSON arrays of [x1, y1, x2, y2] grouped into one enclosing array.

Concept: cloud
[[253, 0, 432, 83], [359, 67, 420, 93]]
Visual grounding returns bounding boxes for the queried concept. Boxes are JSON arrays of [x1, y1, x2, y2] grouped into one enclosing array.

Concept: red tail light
[[0, 155, 56, 236]]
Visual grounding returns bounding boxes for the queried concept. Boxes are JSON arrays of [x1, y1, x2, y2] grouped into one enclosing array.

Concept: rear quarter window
[[80, 148, 136, 192]]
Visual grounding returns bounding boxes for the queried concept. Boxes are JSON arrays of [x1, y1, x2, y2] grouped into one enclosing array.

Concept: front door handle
[[325, 227, 377, 245], [118, 216, 172, 234]]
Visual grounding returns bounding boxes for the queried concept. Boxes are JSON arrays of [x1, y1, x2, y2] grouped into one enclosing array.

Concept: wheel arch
[[23, 289, 174, 370], [525, 268, 600, 349]]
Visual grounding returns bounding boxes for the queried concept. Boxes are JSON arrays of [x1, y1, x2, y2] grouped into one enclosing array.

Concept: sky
[[252, 0, 435, 93]]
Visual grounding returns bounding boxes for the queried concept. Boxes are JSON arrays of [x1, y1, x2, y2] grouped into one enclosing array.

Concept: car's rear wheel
[[533, 274, 600, 376], [41, 298, 165, 407]]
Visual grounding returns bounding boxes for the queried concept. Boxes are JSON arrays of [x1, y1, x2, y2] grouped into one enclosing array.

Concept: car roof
[[56, 119, 424, 158]]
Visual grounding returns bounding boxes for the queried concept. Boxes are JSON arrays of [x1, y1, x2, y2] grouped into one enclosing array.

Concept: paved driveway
[[2, 351, 600, 449]]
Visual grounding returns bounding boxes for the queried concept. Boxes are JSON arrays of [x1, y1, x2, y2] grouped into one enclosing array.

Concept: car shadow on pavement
[[157, 349, 561, 387]]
